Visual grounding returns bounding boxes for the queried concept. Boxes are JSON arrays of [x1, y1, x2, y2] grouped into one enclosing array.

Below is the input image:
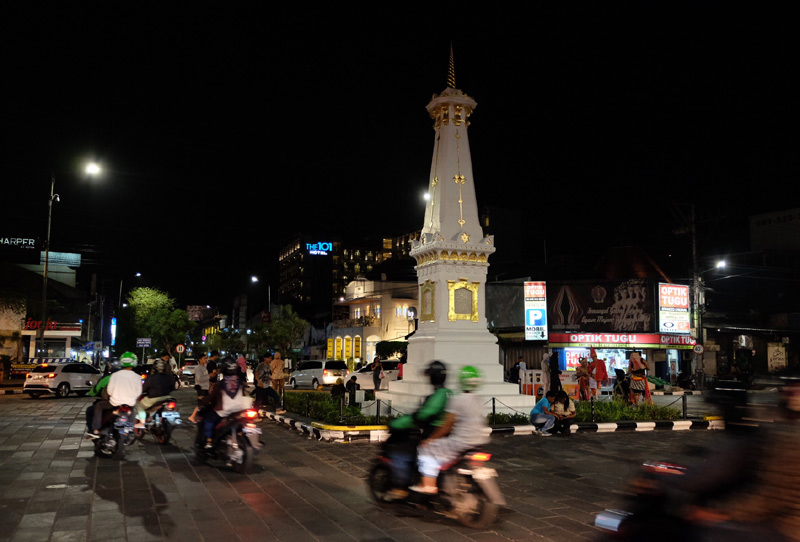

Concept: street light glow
[[716, 260, 726, 269], [85, 162, 101, 176], [251, 276, 259, 283]]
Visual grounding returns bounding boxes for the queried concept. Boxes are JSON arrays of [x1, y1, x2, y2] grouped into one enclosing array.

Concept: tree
[[264, 305, 308, 355], [126, 287, 195, 355], [376, 340, 407, 360]]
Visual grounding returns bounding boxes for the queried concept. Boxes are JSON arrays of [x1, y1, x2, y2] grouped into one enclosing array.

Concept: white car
[[350, 360, 402, 390], [289, 360, 349, 389], [24, 361, 102, 398]]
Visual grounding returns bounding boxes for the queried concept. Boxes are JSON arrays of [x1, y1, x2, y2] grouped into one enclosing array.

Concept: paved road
[[0, 389, 728, 542]]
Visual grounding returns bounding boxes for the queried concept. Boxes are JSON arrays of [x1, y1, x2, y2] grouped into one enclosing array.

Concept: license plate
[[460, 466, 497, 480], [162, 412, 180, 420], [243, 426, 262, 435]]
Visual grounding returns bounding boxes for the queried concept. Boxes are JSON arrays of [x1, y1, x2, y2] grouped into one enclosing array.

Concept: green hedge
[[486, 398, 682, 425], [283, 391, 394, 425]]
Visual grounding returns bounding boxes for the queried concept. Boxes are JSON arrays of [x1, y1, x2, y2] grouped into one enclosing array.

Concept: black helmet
[[221, 356, 239, 376], [153, 358, 168, 373], [107, 358, 122, 373], [424, 360, 447, 388]]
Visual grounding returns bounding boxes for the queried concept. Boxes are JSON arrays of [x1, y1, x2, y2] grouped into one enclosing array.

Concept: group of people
[[86, 349, 180, 438]]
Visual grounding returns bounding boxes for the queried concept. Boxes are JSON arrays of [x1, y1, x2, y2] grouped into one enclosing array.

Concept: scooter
[[368, 440, 505, 529], [194, 408, 263, 474], [93, 404, 137, 459], [134, 397, 181, 445]]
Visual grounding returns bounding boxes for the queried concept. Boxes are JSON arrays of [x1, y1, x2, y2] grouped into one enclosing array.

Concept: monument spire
[[380, 48, 535, 416]]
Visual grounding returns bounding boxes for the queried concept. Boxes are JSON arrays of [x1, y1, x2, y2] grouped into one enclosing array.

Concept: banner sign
[[549, 279, 655, 333], [549, 332, 696, 349], [524, 281, 548, 341], [658, 283, 690, 334]]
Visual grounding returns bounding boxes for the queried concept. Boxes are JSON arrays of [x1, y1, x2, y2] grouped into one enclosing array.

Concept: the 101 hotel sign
[[524, 281, 548, 341]]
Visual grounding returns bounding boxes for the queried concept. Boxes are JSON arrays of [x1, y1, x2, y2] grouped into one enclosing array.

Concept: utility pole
[[690, 204, 704, 388]]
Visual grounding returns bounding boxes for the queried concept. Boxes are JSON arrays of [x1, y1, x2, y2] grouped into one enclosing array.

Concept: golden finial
[[448, 43, 456, 88]]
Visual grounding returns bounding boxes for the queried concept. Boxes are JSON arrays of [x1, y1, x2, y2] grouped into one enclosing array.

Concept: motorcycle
[[368, 440, 505, 528], [93, 404, 137, 459], [194, 408, 263, 474], [134, 397, 181, 445]]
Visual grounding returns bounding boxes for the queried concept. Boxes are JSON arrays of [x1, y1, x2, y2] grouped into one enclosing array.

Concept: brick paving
[[0, 387, 726, 541]]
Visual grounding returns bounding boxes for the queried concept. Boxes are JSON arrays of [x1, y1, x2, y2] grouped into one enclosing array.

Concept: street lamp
[[38, 163, 102, 358]]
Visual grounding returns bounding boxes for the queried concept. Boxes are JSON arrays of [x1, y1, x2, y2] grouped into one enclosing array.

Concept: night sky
[[2, 4, 796, 310]]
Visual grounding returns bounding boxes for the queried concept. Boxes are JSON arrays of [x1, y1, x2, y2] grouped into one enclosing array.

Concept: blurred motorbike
[[368, 439, 505, 528], [194, 408, 263, 474], [134, 397, 181, 445], [94, 404, 137, 459]]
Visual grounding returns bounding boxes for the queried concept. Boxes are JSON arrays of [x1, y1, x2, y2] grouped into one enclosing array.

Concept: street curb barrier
[[263, 412, 725, 442]]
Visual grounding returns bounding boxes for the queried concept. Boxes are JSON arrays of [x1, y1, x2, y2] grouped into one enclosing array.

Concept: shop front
[[548, 332, 696, 385], [13, 319, 83, 375]]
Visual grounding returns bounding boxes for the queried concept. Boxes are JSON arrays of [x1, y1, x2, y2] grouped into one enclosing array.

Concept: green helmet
[[120, 351, 138, 368], [460, 365, 482, 392]]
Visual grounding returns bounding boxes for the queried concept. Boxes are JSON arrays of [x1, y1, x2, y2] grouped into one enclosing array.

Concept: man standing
[[187, 352, 209, 423], [207, 350, 220, 386], [255, 353, 284, 415]]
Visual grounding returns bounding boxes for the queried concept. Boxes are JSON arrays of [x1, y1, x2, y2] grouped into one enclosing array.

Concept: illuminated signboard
[[524, 281, 548, 341], [658, 283, 690, 335], [306, 242, 333, 255], [111, 317, 117, 346]]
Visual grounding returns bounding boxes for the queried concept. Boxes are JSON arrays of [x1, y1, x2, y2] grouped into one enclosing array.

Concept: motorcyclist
[[385, 360, 452, 500], [87, 352, 142, 438], [412, 365, 490, 494], [683, 375, 800, 541], [134, 354, 175, 429], [200, 356, 253, 448], [85, 358, 121, 430]]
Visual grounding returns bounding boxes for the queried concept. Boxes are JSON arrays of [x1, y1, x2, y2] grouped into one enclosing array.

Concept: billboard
[[658, 283, 690, 334], [524, 281, 548, 341], [548, 279, 655, 333]]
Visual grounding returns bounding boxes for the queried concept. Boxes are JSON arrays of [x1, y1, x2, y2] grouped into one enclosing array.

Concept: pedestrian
[[628, 352, 652, 405], [370, 356, 384, 392], [255, 353, 284, 415], [331, 378, 346, 398], [187, 352, 209, 423], [207, 350, 220, 387], [345, 375, 360, 404], [530, 390, 557, 436], [576, 358, 591, 401], [588, 347, 609, 398], [551, 390, 576, 435], [548, 351, 563, 393], [540, 350, 552, 396], [271, 351, 286, 395]]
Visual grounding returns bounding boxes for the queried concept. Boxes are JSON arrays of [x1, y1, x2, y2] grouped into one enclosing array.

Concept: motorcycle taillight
[[243, 409, 258, 419], [469, 452, 492, 462], [166, 401, 177, 410], [118, 405, 132, 413]]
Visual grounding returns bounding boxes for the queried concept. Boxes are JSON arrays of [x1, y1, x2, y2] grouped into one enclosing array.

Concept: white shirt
[[107, 369, 143, 407]]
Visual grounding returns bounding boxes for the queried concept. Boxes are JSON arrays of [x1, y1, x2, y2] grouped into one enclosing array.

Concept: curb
[[263, 412, 725, 443]]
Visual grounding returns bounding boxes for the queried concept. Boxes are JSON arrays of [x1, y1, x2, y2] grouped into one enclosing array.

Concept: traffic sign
[[176, 344, 186, 354], [693, 344, 704, 354], [136, 338, 152, 348]]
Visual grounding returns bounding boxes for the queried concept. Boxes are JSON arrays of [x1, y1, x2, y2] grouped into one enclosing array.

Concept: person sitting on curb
[[530, 390, 557, 436], [551, 390, 576, 435]]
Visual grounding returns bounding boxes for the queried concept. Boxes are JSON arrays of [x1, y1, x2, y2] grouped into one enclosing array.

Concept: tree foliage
[[266, 305, 308, 354], [376, 340, 407, 360], [126, 287, 195, 355]]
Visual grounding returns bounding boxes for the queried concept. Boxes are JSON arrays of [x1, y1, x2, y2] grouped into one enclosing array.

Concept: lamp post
[[37, 163, 102, 358]]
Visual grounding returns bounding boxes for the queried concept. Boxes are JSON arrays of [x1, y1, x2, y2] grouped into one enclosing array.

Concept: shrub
[[575, 398, 681, 423], [283, 391, 395, 425]]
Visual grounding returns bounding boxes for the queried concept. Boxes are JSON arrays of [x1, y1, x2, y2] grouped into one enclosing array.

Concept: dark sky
[[2, 3, 796, 309]]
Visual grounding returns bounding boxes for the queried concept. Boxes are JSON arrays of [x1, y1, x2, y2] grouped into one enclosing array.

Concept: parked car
[[289, 360, 349, 389], [351, 360, 402, 390], [181, 358, 197, 383], [24, 361, 102, 398]]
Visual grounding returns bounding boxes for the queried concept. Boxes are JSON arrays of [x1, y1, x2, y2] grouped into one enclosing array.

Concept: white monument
[[380, 52, 536, 415]]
